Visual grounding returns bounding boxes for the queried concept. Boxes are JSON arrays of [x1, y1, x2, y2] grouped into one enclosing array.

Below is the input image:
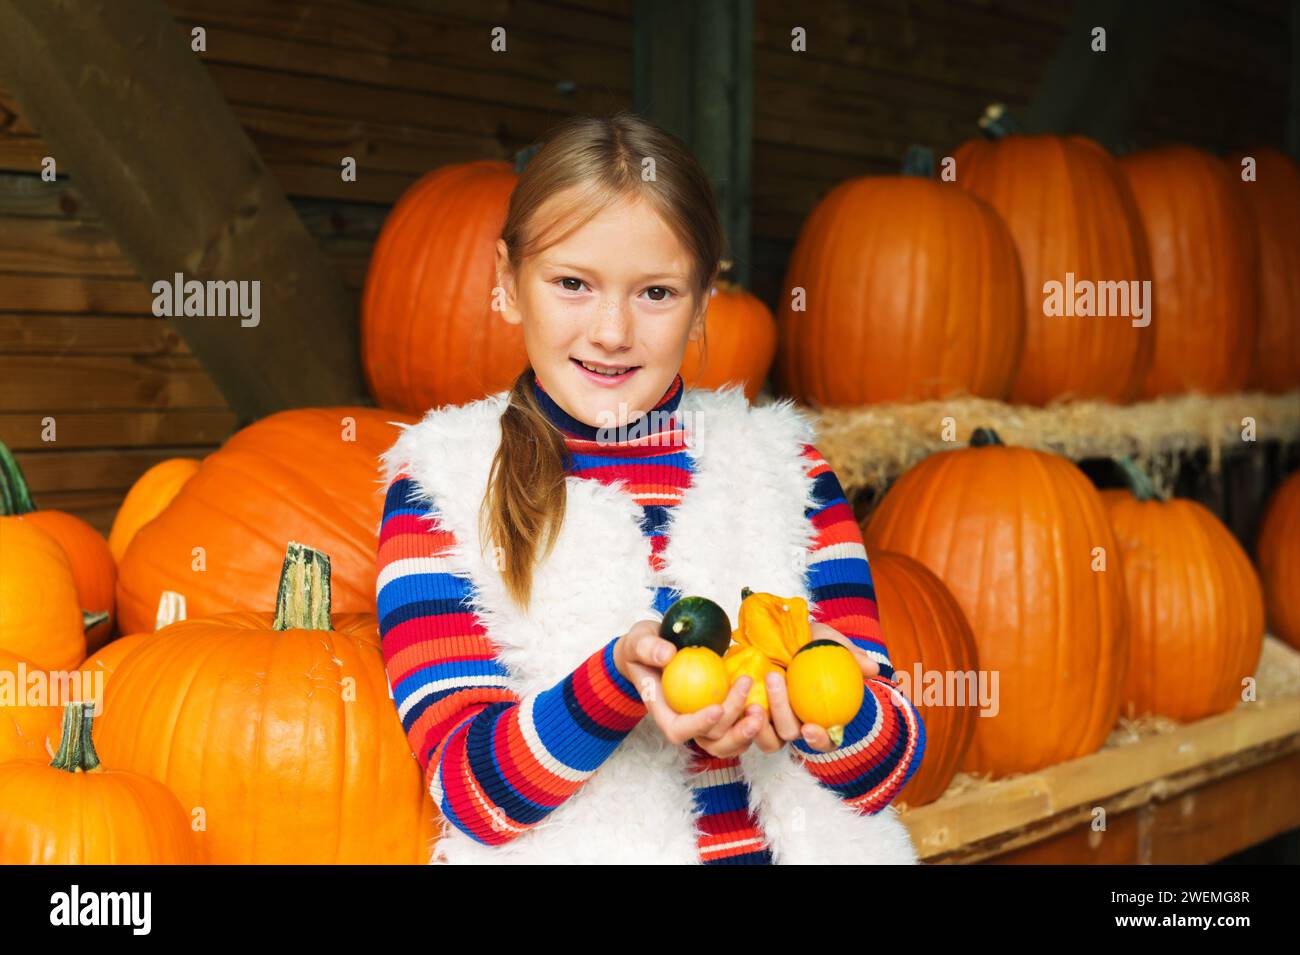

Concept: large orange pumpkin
[[362, 159, 526, 412], [98, 543, 438, 864], [864, 428, 1128, 777], [1257, 471, 1300, 651], [0, 518, 86, 670], [114, 407, 416, 634], [1, 441, 115, 650], [680, 279, 777, 400], [871, 551, 978, 807], [1119, 145, 1259, 397], [776, 147, 1025, 406], [1226, 147, 1300, 392], [107, 457, 202, 564], [1100, 459, 1265, 722], [0, 702, 197, 863], [0, 649, 62, 765], [952, 107, 1153, 405]]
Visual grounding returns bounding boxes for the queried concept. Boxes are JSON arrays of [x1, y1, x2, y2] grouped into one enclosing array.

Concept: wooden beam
[[0, 0, 369, 424], [633, 0, 752, 287]]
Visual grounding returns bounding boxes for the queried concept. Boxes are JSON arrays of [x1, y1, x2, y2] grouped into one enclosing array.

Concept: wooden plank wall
[[0, 0, 1290, 533]]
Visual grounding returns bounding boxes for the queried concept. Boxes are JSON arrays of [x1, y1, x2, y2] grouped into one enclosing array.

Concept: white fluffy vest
[[380, 384, 919, 865]]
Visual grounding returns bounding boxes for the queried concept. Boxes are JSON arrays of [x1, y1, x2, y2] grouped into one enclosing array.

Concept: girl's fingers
[[799, 722, 835, 753], [696, 675, 753, 740], [762, 670, 802, 742], [635, 632, 677, 667]]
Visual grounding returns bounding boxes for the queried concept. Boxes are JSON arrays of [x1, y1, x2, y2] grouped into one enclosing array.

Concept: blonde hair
[[481, 111, 725, 610]]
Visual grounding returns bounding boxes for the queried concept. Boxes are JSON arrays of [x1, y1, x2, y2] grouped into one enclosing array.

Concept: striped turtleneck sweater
[[376, 372, 925, 864]]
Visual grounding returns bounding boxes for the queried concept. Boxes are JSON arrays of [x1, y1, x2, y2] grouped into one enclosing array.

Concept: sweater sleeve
[[789, 444, 926, 814], [377, 472, 648, 847]]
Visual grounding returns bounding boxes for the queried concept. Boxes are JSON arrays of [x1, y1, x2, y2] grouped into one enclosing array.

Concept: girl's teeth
[[581, 361, 628, 376]]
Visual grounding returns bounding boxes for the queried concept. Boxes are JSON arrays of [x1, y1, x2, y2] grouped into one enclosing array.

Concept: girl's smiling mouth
[[571, 357, 641, 385]]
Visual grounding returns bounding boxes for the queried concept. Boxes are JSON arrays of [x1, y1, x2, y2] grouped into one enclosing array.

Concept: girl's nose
[[588, 297, 633, 349]]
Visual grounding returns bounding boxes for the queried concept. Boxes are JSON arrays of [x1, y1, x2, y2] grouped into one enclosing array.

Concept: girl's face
[[496, 190, 709, 431]]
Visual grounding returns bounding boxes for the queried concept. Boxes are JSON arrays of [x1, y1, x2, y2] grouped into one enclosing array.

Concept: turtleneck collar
[[532, 370, 684, 444]]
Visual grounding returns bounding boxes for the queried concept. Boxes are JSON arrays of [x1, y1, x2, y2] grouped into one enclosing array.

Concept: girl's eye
[[645, 286, 674, 302], [558, 277, 587, 293]]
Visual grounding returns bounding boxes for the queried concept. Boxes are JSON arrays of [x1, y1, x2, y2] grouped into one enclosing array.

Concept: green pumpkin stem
[[977, 102, 1020, 140], [740, 586, 754, 602], [49, 701, 101, 773], [901, 145, 936, 178], [514, 142, 540, 173], [82, 610, 110, 632], [0, 439, 37, 515], [970, 427, 1004, 447], [1115, 456, 1163, 502], [273, 541, 333, 631]]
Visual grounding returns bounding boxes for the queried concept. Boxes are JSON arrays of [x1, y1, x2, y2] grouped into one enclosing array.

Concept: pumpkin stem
[[514, 142, 540, 173], [901, 145, 936, 178], [49, 701, 101, 773], [273, 541, 333, 631], [977, 102, 1020, 140], [970, 427, 1004, 447], [1115, 456, 1163, 502], [0, 439, 37, 515], [155, 590, 187, 630], [82, 610, 110, 632], [740, 586, 754, 602]]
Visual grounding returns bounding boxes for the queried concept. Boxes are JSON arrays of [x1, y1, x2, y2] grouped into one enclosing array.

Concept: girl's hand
[[615, 621, 766, 756], [762, 621, 881, 754]]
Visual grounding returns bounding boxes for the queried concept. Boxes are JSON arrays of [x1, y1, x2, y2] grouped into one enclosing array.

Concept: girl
[[376, 112, 925, 864]]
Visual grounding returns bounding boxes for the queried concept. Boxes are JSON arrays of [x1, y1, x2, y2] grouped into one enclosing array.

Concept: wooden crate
[[900, 636, 1300, 864]]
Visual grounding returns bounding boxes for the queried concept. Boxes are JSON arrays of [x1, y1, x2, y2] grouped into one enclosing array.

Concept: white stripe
[[396, 673, 510, 722], [377, 554, 463, 592], [805, 540, 868, 565]]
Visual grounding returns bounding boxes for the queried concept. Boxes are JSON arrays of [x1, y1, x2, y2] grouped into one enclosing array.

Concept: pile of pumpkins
[[870, 434, 1300, 808], [361, 104, 1299, 413], [0, 412, 438, 864]]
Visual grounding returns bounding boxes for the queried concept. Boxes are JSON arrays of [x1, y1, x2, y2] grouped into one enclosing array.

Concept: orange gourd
[[680, 280, 777, 400], [1118, 145, 1259, 397], [1100, 459, 1265, 722], [864, 427, 1128, 777], [776, 146, 1025, 406], [97, 543, 438, 864], [1226, 147, 1300, 391], [362, 159, 526, 412], [114, 407, 416, 634], [0, 702, 197, 863], [1, 441, 115, 650], [871, 551, 978, 807], [952, 106, 1154, 405], [1257, 471, 1300, 651], [107, 457, 201, 563], [734, 586, 812, 667], [0, 650, 61, 765], [0, 518, 86, 670]]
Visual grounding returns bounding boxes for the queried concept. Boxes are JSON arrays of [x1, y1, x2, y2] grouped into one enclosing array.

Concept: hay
[[797, 389, 1300, 499], [908, 635, 1300, 809]]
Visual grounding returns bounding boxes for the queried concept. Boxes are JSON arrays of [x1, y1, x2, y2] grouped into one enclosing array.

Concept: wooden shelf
[[901, 640, 1300, 864]]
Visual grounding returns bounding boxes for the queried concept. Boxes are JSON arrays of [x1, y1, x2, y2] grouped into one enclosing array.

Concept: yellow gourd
[[785, 639, 864, 747], [723, 643, 782, 713], [662, 646, 730, 714]]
